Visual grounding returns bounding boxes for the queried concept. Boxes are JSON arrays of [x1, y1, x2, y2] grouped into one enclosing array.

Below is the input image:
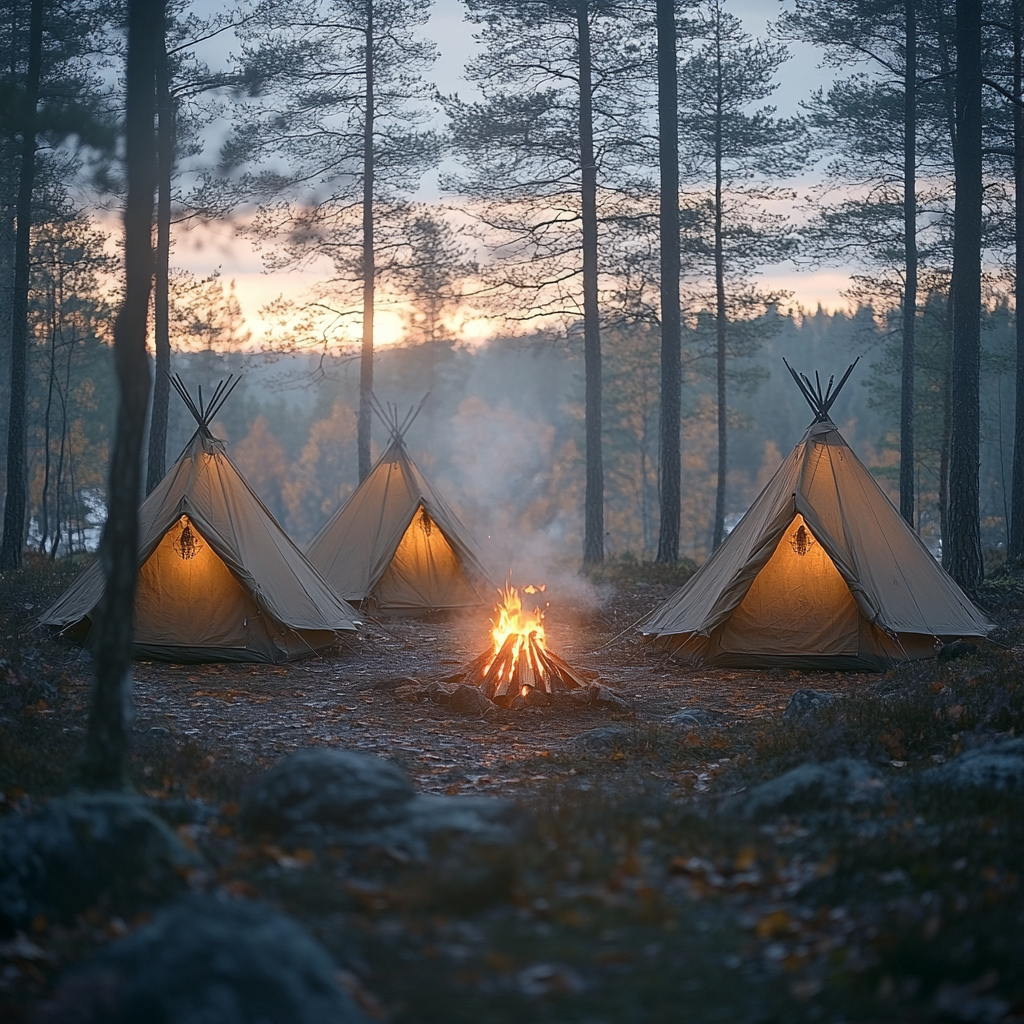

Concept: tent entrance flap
[[717, 514, 860, 657], [373, 505, 482, 613], [134, 517, 267, 652]]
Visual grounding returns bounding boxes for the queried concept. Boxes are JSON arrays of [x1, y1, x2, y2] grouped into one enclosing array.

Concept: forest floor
[[2, 555, 1024, 1023]]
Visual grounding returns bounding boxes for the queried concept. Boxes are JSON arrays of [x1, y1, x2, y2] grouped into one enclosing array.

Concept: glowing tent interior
[[306, 399, 492, 616], [40, 376, 360, 662], [640, 361, 992, 670]]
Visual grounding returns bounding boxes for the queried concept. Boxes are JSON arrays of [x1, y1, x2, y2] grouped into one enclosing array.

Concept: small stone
[[588, 684, 632, 711], [35, 895, 366, 1023], [782, 689, 836, 721], [240, 749, 416, 837], [665, 708, 720, 729], [574, 725, 633, 753], [445, 684, 495, 715]]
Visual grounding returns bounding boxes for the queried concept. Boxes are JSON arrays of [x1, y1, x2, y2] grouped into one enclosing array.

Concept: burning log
[[467, 581, 588, 707]]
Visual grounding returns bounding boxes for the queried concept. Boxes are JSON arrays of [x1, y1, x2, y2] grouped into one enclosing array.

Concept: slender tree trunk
[[900, 0, 917, 527], [147, 23, 173, 495], [358, 2, 375, 482], [0, 190, 14, 515], [40, 290, 57, 551], [578, 0, 603, 566], [1009, 0, 1024, 559], [947, 0, 983, 592], [52, 324, 73, 559], [655, 0, 681, 564], [712, 17, 727, 552], [82, 0, 159, 790], [0, 0, 43, 570]]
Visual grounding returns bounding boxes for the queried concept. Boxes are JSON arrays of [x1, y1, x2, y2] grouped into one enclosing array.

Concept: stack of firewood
[[465, 631, 587, 707]]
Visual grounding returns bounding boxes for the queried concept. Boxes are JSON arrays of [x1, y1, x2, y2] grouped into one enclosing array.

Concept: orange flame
[[485, 580, 547, 683]]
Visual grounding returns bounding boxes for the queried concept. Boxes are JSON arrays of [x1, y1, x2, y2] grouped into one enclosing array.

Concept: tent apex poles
[[368, 390, 431, 445], [783, 357, 859, 421]]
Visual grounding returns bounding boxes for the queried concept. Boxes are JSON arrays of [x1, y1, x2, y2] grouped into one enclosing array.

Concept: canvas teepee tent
[[306, 400, 492, 616], [41, 376, 359, 662], [641, 362, 991, 670]]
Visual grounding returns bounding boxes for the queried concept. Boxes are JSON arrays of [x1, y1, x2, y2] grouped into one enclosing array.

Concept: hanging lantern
[[789, 523, 815, 557], [418, 506, 433, 537], [172, 515, 203, 560]]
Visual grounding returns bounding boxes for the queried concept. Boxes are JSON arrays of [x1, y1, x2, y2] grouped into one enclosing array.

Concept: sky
[[172, 0, 847, 350]]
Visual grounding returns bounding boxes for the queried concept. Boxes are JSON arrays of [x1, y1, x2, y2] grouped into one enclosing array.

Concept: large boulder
[[241, 748, 524, 857], [34, 896, 366, 1024], [918, 738, 1024, 792], [241, 748, 416, 836], [406, 794, 523, 845], [738, 759, 885, 817], [0, 793, 198, 935]]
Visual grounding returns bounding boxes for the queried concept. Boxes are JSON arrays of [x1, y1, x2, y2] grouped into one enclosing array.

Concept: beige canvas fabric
[[306, 438, 492, 615], [642, 419, 991, 669], [40, 432, 359, 662]]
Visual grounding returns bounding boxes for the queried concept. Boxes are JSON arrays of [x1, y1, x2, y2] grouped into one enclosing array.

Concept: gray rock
[[588, 684, 632, 711], [0, 793, 197, 932], [406, 794, 523, 845], [440, 684, 495, 716], [574, 725, 633, 754], [782, 689, 836, 721], [241, 749, 524, 858], [666, 708, 720, 730], [739, 759, 885, 817], [35, 896, 365, 1024], [241, 749, 416, 836], [919, 739, 1024, 792]]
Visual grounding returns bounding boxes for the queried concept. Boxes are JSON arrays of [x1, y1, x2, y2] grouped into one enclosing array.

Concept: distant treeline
[[119, 300, 1013, 566]]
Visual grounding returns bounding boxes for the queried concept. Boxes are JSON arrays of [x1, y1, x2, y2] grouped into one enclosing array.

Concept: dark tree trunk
[[0, 0, 43, 571], [900, 0, 917, 527], [934, 1, 956, 551], [655, 0, 681, 564], [712, 15, 727, 552], [40, 290, 57, 551], [940, 325, 951, 567], [1009, 0, 1024, 559], [947, 0, 983, 592], [358, 2, 375, 483], [147, 23, 173, 495], [81, 0, 159, 790], [578, 0, 603, 566]]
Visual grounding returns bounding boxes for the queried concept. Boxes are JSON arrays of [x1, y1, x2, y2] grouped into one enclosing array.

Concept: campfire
[[466, 580, 587, 706]]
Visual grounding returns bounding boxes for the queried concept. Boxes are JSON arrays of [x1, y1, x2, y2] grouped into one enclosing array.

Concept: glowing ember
[[467, 579, 586, 706]]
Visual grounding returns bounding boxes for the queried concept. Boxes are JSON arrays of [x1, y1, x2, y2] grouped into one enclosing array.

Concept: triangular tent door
[[306, 432, 492, 616], [641, 365, 991, 670], [41, 377, 359, 662]]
